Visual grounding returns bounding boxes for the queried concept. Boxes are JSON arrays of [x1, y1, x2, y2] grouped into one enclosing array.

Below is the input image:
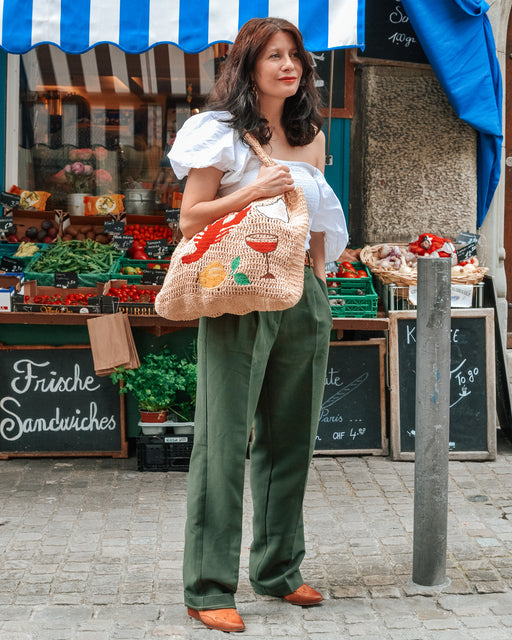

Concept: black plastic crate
[[136, 433, 193, 472]]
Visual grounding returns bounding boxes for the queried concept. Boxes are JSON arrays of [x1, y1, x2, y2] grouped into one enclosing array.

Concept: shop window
[[16, 44, 351, 212], [17, 43, 225, 211]]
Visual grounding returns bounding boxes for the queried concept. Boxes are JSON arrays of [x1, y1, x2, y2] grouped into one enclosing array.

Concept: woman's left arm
[[309, 231, 326, 282], [308, 131, 328, 282]]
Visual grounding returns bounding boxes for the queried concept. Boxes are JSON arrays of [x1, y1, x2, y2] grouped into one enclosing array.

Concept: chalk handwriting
[[10, 359, 99, 394], [388, 32, 417, 48], [404, 325, 460, 345], [320, 373, 368, 424], [0, 397, 116, 442], [389, 4, 409, 25]]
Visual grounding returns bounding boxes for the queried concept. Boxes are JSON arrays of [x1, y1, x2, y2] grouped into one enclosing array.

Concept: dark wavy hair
[[207, 17, 323, 147]]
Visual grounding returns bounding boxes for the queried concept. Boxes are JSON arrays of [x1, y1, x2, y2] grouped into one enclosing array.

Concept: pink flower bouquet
[[51, 147, 112, 193]]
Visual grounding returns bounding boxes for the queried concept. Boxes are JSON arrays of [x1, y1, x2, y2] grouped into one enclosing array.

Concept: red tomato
[[340, 261, 356, 271]]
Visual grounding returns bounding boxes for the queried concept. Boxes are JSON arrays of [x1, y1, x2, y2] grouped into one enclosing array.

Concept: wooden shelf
[[0, 311, 389, 332]]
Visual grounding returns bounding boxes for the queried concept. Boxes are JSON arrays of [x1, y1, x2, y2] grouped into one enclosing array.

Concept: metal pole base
[[407, 577, 451, 594]]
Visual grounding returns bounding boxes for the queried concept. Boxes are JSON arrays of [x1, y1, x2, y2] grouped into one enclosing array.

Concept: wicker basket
[[360, 244, 488, 286]]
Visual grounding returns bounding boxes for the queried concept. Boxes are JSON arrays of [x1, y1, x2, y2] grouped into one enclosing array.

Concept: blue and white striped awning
[[0, 0, 365, 55]]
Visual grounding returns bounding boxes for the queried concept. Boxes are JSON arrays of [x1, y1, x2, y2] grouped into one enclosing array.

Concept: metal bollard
[[412, 257, 451, 587]]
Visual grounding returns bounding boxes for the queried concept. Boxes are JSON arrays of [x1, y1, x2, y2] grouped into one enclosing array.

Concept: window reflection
[[18, 43, 225, 212]]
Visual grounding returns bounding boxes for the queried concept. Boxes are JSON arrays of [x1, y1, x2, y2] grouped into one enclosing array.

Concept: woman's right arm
[[180, 164, 295, 239]]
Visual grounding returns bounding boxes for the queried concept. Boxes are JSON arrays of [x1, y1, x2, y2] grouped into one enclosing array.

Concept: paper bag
[[87, 312, 140, 376]]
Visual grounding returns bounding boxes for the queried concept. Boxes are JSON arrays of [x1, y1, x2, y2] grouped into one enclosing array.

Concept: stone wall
[[349, 65, 477, 246]]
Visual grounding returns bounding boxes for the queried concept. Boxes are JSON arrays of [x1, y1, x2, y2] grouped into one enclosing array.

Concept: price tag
[[455, 232, 479, 263], [165, 208, 180, 223], [0, 217, 16, 232], [141, 268, 166, 285], [104, 219, 126, 235], [0, 191, 21, 209], [456, 232, 480, 245], [145, 238, 168, 257], [112, 234, 133, 250], [0, 256, 24, 273], [55, 272, 79, 288]]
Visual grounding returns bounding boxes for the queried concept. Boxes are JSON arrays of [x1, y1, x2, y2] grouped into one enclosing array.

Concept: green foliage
[[110, 347, 197, 420]]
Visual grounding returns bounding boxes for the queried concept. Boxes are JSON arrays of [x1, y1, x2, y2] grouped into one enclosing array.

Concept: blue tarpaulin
[[401, 0, 503, 227]]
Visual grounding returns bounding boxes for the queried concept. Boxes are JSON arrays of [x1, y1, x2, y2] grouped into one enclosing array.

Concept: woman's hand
[[179, 163, 295, 239], [254, 164, 295, 198]]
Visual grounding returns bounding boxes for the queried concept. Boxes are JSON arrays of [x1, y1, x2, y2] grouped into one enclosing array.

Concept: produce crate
[[12, 280, 103, 313], [0, 274, 24, 312], [376, 280, 484, 313], [326, 264, 378, 318], [102, 279, 160, 314], [111, 258, 170, 283], [136, 433, 193, 472], [61, 215, 115, 243], [24, 241, 122, 287], [1, 209, 62, 243], [0, 243, 44, 268]]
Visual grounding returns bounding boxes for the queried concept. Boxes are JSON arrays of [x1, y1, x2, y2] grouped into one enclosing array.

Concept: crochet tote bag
[[154, 133, 309, 321]]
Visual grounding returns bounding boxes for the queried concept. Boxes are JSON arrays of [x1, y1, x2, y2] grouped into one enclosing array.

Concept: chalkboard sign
[[358, 0, 428, 65], [165, 209, 180, 223], [104, 219, 125, 235], [389, 310, 496, 461], [55, 271, 79, 288], [142, 269, 166, 285], [113, 234, 133, 250], [0, 216, 16, 232], [0, 191, 21, 209], [483, 276, 512, 441], [315, 339, 388, 455], [145, 238, 168, 257], [0, 345, 128, 458], [0, 256, 24, 273]]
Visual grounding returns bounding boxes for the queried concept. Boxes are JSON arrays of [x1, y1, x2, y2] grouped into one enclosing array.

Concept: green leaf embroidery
[[231, 256, 241, 272], [233, 272, 251, 285]]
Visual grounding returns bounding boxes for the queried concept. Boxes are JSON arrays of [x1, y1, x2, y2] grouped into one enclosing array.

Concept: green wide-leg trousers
[[183, 267, 332, 610]]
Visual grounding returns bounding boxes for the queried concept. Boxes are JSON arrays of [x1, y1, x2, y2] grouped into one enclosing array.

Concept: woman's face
[[252, 31, 302, 102]]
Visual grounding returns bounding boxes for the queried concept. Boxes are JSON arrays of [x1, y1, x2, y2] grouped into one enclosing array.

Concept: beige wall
[[349, 64, 477, 247]]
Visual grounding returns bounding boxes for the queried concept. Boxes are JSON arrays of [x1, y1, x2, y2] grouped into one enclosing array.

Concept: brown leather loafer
[[187, 607, 245, 632], [283, 583, 323, 606]]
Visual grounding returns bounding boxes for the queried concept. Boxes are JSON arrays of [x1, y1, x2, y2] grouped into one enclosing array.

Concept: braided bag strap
[[243, 131, 276, 168]]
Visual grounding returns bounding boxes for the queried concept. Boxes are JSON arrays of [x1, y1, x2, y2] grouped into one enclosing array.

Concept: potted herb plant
[[110, 347, 197, 435]]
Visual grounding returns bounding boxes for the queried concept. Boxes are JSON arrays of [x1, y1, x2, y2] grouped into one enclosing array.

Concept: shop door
[[505, 14, 512, 327]]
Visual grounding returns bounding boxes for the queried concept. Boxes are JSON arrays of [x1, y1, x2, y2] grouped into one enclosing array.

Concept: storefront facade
[[0, 1, 508, 456], [0, 2, 506, 320], [0, 2, 503, 280]]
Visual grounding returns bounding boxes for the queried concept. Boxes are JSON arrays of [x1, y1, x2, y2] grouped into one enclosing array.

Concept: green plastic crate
[[24, 244, 122, 287], [326, 264, 378, 318], [111, 258, 171, 283], [0, 243, 44, 267]]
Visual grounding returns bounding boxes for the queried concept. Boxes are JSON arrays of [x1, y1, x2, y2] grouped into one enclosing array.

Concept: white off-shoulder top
[[168, 110, 348, 262]]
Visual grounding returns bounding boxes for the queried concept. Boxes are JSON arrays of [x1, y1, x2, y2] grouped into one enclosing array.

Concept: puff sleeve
[[168, 111, 245, 180]]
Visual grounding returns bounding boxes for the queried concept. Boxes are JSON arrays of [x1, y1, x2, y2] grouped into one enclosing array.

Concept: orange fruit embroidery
[[198, 261, 228, 289]]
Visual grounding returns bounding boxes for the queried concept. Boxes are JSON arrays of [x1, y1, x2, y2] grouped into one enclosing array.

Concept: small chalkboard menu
[[0, 345, 127, 458], [389, 309, 496, 461], [0, 191, 21, 209], [315, 339, 388, 455], [358, 0, 428, 65], [112, 234, 133, 250]]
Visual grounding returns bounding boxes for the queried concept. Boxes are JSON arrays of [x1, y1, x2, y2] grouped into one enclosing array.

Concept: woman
[[169, 17, 348, 633]]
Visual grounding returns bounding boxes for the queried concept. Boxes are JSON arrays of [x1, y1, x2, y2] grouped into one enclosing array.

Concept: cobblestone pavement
[[1, 431, 512, 639]]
